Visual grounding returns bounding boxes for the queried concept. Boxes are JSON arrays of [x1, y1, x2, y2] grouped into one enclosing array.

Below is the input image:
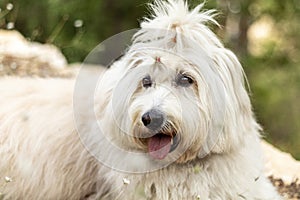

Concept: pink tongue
[[148, 134, 172, 160]]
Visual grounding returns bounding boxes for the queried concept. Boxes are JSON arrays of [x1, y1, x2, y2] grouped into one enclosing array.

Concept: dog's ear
[[94, 61, 129, 112], [207, 48, 260, 154]]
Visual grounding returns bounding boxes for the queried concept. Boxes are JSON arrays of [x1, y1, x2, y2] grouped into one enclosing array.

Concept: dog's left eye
[[142, 76, 152, 88], [176, 74, 194, 87]]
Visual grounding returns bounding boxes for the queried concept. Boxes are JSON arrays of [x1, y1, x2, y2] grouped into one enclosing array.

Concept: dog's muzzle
[[140, 109, 179, 160]]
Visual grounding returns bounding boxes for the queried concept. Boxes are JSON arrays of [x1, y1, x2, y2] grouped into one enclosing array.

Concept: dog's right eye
[[142, 76, 152, 88]]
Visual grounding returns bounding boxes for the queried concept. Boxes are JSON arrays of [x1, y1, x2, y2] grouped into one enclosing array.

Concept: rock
[[262, 141, 300, 199], [262, 141, 300, 183], [269, 176, 300, 200], [0, 30, 70, 77]]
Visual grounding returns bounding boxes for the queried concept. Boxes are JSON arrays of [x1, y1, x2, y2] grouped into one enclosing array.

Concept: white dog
[[0, 0, 281, 199]]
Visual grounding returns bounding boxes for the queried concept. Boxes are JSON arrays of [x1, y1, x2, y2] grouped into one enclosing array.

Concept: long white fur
[[0, 0, 281, 199]]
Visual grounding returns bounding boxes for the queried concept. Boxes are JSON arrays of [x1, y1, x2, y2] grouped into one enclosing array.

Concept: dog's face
[[127, 51, 208, 163], [95, 42, 244, 165], [93, 24, 255, 168]]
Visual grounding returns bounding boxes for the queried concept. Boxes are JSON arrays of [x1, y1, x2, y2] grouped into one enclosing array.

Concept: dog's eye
[[176, 74, 194, 87], [142, 76, 152, 88]]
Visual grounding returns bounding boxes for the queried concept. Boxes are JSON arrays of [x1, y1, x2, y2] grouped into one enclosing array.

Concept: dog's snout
[[141, 109, 164, 130]]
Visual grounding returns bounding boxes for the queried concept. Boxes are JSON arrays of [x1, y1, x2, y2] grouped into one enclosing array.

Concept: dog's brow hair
[[128, 58, 143, 69]]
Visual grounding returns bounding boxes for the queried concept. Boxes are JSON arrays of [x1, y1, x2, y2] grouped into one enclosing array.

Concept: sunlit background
[[0, 0, 299, 159]]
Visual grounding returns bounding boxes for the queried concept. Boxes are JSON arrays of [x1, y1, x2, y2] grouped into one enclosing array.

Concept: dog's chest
[[112, 164, 211, 200]]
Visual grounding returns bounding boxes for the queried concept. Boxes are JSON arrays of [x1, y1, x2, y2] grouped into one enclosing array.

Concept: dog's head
[[122, 50, 210, 163], [94, 0, 260, 166]]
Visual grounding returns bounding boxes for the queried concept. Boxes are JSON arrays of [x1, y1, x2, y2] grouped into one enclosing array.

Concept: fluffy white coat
[[0, 1, 281, 199]]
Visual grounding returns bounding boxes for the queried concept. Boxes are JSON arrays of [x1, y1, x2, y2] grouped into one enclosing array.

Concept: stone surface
[[0, 30, 70, 77], [262, 141, 300, 183], [262, 141, 300, 199]]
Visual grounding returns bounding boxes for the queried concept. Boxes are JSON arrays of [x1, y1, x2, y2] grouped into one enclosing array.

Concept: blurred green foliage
[[0, 0, 299, 159]]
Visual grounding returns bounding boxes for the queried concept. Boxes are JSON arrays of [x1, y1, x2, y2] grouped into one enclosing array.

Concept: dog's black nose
[[141, 109, 164, 130]]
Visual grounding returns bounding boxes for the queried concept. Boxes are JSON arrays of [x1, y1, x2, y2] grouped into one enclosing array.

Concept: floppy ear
[[95, 51, 140, 110], [207, 48, 260, 154]]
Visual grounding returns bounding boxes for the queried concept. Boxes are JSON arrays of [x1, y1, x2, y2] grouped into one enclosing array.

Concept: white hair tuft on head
[[133, 0, 223, 53]]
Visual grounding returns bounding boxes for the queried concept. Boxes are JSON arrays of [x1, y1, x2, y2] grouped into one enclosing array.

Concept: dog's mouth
[[147, 132, 179, 160]]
